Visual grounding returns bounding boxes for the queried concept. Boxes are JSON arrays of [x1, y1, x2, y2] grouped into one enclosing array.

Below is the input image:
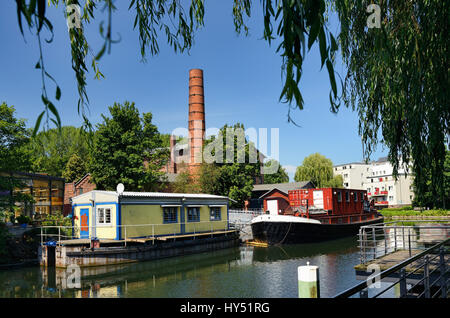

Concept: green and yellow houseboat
[[71, 190, 231, 240]]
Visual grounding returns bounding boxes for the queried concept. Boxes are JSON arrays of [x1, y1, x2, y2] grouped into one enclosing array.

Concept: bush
[[16, 215, 31, 224], [380, 208, 450, 217]]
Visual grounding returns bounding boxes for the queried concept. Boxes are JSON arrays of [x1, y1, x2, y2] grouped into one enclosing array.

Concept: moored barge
[[251, 188, 384, 245]]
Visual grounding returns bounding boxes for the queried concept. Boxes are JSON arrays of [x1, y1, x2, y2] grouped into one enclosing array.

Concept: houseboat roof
[[71, 190, 231, 202]]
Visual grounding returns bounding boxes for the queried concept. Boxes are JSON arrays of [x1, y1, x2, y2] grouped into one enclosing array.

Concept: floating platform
[[39, 230, 239, 268]]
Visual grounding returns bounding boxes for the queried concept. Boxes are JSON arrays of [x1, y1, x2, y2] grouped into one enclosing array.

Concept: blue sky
[[0, 1, 387, 180]]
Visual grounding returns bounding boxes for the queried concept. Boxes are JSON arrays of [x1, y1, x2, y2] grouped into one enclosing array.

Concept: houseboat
[[71, 190, 231, 240], [39, 190, 239, 268], [251, 188, 384, 245]]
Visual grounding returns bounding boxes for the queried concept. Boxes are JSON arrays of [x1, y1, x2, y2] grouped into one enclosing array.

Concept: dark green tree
[[294, 153, 342, 188], [263, 159, 289, 184], [201, 123, 262, 207], [89, 101, 168, 191], [62, 153, 88, 183], [0, 102, 33, 218], [28, 126, 91, 177], [337, 1, 449, 208], [413, 150, 450, 209]]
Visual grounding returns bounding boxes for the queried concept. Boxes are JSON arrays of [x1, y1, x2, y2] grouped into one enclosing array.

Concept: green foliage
[[201, 123, 262, 207], [27, 126, 91, 177], [62, 153, 88, 183], [413, 150, 450, 209], [337, 1, 449, 209], [89, 101, 168, 191], [379, 208, 450, 217], [41, 211, 71, 227], [16, 215, 31, 225], [0, 224, 11, 261], [172, 170, 200, 194], [0, 102, 33, 212], [263, 159, 289, 184], [294, 153, 341, 188]]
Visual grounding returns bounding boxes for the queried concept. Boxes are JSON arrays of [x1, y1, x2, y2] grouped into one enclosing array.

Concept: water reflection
[[1, 237, 364, 298]]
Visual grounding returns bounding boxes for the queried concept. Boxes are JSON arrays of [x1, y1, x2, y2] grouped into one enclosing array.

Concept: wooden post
[[298, 262, 320, 298]]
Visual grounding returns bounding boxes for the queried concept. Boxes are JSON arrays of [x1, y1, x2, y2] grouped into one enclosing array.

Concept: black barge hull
[[251, 217, 384, 245]]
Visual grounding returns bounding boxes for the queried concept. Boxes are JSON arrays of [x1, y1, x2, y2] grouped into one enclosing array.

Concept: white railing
[[358, 220, 450, 264], [228, 209, 264, 229], [39, 220, 230, 247]]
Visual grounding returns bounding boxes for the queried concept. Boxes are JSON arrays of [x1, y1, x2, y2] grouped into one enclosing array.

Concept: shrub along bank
[[379, 206, 450, 218]]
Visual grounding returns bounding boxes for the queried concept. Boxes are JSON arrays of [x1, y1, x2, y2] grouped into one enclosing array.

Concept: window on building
[[389, 196, 394, 201], [354, 192, 358, 202], [337, 191, 342, 202], [97, 207, 111, 225], [210, 207, 221, 221], [345, 191, 350, 202], [163, 207, 178, 223], [187, 207, 200, 222]]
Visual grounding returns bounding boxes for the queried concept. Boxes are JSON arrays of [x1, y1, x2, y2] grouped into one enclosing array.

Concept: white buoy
[[298, 262, 320, 298]]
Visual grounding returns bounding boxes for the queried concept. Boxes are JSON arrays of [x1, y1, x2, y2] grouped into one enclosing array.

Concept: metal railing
[[334, 237, 449, 298], [39, 220, 230, 247], [228, 209, 264, 230], [358, 220, 450, 264]]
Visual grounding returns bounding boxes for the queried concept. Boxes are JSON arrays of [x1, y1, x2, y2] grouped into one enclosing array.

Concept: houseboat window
[[345, 191, 350, 202], [354, 192, 358, 202], [97, 207, 111, 225], [210, 207, 221, 221], [337, 191, 342, 202], [187, 207, 200, 222], [163, 207, 178, 223]]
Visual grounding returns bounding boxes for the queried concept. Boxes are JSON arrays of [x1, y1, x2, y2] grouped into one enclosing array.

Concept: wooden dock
[[355, 249, 449, 274]]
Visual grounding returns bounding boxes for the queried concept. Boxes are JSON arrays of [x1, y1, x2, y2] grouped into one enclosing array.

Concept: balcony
[[368, 190, 388, 197]]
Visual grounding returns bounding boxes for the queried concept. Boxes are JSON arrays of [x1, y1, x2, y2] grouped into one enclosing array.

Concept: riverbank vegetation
[[379, 206, 450, 218]]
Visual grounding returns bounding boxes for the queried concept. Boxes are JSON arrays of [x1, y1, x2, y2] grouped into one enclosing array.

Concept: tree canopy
[[294, 153, 342, 188], [89, 101, 168, 191], [0, 102, 33, 214], [263, 159, 289, 184], [27, 126, 91, 177]]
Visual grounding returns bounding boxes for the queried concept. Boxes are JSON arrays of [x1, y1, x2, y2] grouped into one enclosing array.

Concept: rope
[[275, 221, 293, 245]]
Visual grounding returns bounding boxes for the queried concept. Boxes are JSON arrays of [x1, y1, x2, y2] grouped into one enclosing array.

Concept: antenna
[[116, 183, 125, 195]]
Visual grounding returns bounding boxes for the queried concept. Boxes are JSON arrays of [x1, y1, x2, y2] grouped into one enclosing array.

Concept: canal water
[[0, 236, 384, 298]]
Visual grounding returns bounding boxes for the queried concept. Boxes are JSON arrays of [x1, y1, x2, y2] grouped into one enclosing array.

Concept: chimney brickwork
[[188, 69, 205, 176]]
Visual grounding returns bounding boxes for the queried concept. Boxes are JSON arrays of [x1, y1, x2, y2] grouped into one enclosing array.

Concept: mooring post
[[298, 262, 320, 298]]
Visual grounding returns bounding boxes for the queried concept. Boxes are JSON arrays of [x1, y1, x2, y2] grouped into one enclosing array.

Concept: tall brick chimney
[[169, 135, 177, 174], [188, 69, 205, 175]]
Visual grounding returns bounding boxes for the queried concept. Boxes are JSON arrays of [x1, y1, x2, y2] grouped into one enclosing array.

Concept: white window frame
[[96, 206, 112, 226]]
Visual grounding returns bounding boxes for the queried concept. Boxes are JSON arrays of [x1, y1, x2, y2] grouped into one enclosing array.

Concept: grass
[[379, 206, 450, 217]]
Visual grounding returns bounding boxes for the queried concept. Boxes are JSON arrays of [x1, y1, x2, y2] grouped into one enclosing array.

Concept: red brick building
[[63, 174, 95, 216]]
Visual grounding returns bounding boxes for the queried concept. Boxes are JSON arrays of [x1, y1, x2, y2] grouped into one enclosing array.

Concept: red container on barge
[[250, 188, 384, 245]]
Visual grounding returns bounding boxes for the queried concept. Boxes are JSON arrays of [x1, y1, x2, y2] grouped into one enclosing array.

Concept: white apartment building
[[333, 162, 370, 189], [334, 158, 414, 208]]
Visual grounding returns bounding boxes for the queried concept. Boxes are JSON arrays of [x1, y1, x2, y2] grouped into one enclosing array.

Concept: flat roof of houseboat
[[71, 190, 231, 201]]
